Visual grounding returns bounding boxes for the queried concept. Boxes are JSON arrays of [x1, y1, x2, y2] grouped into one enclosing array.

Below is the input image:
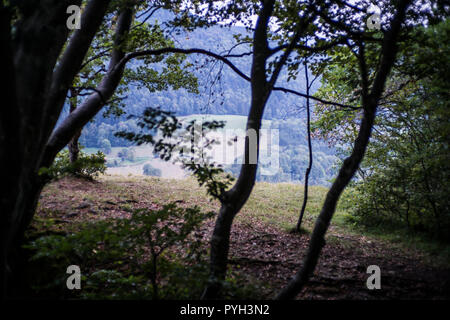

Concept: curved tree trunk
[[0, 0, 113, 298], [296, 61, 313, 231], [68, 89, 82, 163], [201, 1, 275, 299], [68, 132, 82, 163], [277, 103, 377, 299], [276, 0, 411, 299], [201, 0, 311, 299]]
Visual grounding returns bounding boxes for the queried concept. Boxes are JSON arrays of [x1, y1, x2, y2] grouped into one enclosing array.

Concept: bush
[[143, 163, 162, 177], [118, 148, 135, 162], [40, 149, 107, 180], [99, 139, 111, 154], [342, 153, 450, 241], [25, 203, 214, 299]]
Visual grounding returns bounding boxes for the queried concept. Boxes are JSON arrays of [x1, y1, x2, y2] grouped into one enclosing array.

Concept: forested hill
[[124, 11, 318, 119], [64, 10, 319, 123], [69, 11, 336, 185], [72, 11, 327, 141]]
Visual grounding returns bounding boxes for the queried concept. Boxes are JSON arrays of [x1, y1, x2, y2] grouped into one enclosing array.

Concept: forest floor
[[35, 175, 450, 299]]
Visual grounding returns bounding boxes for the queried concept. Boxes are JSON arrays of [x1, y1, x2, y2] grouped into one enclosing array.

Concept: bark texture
[[296, 62, 313, 231], [0, 0, 112, 298], [201, 0, 313, 299], [276, 0, 412, 299], [68, 89, 81, 163]]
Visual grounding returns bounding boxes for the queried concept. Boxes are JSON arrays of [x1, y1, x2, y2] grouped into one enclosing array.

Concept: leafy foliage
[[143, 163, 162, 177], [116, 107, 235, 201], [39, 149, 106, 180], [69, 8, 199, 119], [315, 21, 450, 240], [25, 202, 214, 299]]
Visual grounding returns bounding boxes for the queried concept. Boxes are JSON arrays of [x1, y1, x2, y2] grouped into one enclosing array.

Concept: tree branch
[[43, 0, 112, 137], [122, 47, 358, 110], [276, 0, 412, 300], [42, 4, 134, 168], [269, 38, 346, 56]]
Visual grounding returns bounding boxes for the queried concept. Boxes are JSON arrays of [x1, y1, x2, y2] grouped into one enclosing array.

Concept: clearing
[[34, 175, 450, 299]]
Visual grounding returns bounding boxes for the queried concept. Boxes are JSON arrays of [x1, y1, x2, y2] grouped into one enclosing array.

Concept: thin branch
[[80, 48, 112, 70], [269, 38, 346, 56], [276, 0, 412, 300], [272, 86, 360, 110], [132, 5, 163, 30], [119, 47, 359, 110], [357, 41, 369, 99], [72, 86, 107, 103], [119, 47, 251, 82], [268, 13, 315, 88], [221, 40, 252, 57], [223, 51, 253, 58], [44, 0, 112, 127]]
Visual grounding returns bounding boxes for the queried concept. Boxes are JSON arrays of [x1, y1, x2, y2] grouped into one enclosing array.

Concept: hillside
[[5, 0, 449, 307], [57, 12, 337, 185], [28, 175, 450, 299], [128, 10, 320, 118], [82, 114, 337, 185]]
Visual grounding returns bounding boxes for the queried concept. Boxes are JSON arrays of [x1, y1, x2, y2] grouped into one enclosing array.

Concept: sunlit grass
[[41, 174, 450, 267]]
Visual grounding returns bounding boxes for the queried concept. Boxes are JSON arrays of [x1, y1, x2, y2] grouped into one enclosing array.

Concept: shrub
[[99, 139, 112, 154], [143, 163, 162, 177], [40, 149, 106, 180], [25, 203, 214, 299]]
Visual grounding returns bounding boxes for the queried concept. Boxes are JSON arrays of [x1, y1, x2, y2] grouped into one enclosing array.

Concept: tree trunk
[[42, 7, 133, 166], [201, 0, 275, 299], [296, 62, 313, 231], [7, 178, 45, 298], [68, 89, 82, 163], [276, 0, 411, 299], [68, 133, 82, 163], [201, 0, 308, 299], [202, 0, 311, 299], [277, 103, 377, 299], [201, 203, 241, 298], [0, 0, 112, 298]]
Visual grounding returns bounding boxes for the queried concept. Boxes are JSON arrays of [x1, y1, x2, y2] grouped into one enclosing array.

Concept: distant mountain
[[125, 28, 314, 119], [70, 10, 337, 185], [109, 9, 320, 120], [74, 11, 322, 146]]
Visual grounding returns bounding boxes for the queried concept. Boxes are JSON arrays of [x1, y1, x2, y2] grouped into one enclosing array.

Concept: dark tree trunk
[[201, 1, 275, 299], [68, 133, 82, 163], [0, 1, 18, 298], [68, 89, 82, 163], [276, 0, 411, 299], [296, 62, 313, 232], [42, 7, 133, 166], [201, 0, 309, 299], [0, 0, 78, 298], [0, 0, 112, 298]]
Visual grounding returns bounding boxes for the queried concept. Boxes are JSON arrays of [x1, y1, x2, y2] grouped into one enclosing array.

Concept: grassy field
[[39, 174, 450, 265], [83, 114, 278, 178], [32, 175, 450, 299], [179, 114, 272, 129]]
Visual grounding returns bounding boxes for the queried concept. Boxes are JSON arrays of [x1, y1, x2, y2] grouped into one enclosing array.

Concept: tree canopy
[[0, 0, 448, 302]]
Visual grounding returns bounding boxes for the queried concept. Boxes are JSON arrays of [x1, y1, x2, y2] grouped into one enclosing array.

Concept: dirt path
[[224, 216, 450, 299]]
